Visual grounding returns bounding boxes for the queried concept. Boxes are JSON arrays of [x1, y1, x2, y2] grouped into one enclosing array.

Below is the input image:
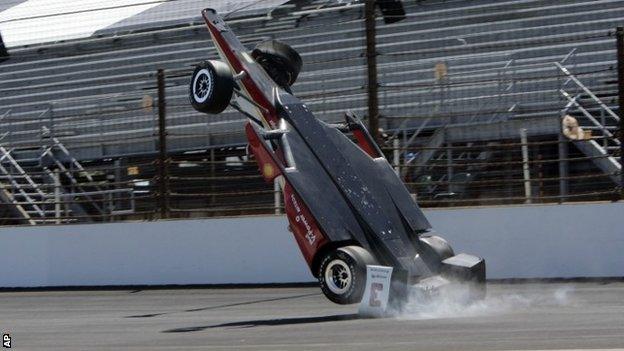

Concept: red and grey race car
[[189, 9, 485, 306]]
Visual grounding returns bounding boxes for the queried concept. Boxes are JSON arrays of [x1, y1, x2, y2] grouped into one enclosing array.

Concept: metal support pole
[[446, 144, 453, 193], [274, 177, 282, 215], [600, 109, 607, 148], [616, 26, 624, 196], [114, 159, 122, 189], [114, 158, 121, 215], [537, 153, 544, 200], [98, 102, 104, 156], [393, 138, 400, 174], [53, 169, 61, 224], [365, 0, 380, 143], [210, 147, 216, 206], [157, 69, 169, 219], [520, 128, 532, 204], [107, 192, 113, 222], [557, 134, 569, 203]]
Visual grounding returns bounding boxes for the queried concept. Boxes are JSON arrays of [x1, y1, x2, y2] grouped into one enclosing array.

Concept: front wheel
[[318, 246, 377, 305], [189, 60, 234, 114]]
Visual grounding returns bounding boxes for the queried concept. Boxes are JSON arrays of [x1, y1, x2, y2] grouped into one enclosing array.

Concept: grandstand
[[0, 0, 622, 224]]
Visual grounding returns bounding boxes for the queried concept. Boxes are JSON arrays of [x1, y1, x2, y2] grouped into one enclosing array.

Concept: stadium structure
[[1, 3, 624, 350], [0, 0, 622, 225]]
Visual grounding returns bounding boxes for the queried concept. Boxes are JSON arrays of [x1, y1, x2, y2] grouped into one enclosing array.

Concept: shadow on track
[[162, 313, 360, 332], [126, 292, 320, 318]]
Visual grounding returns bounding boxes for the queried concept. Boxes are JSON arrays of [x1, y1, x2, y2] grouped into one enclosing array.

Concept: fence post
[[156, 69, 169, 218], [557, 134, 568, 203], [53, 169, 61, 224], [616, 26, 624, 198], [274, 178, 282, 215], [210, 147, 216, 206], [365, 0, 380, 143], [393, 137, 400, 174], [446, 144, 453, 193], [520, 128, 532, 204]]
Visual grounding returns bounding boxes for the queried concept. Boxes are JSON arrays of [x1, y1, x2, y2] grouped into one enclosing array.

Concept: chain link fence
[[0, 0, 622, 225]]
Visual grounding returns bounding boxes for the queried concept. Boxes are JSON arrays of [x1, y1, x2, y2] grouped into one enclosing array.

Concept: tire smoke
[[393, 283, 575, 320]]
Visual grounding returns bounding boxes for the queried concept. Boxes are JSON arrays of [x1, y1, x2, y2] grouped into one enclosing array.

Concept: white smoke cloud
[[393, 283, 575, 320]]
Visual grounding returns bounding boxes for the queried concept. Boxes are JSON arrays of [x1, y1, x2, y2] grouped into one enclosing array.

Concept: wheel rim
[[192, 68, 213, 103], [324, 259, 352, 295]]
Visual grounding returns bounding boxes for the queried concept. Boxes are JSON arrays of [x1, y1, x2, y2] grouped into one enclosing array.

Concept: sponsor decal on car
[[291, 193, 316, 245]]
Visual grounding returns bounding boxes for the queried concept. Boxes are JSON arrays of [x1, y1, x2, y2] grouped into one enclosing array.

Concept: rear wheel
[[252, 40, 302, 88], [189, 60, 234, 114], [318, 246, 377, 305]]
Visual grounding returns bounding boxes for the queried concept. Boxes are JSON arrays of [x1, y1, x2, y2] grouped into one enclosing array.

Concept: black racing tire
[[317, 246, 377, 305], [189, 60, 234, 114], [252, 40, 302, 87], [420, 235, 455, 261]]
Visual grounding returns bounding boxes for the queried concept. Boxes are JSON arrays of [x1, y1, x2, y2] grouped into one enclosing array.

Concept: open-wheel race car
[[190, 9, 486, 307]]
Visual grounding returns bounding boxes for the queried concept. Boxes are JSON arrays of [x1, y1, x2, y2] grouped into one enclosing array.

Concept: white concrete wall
[[0, 202, 622, 287], [425, 202, 624, 279], [0, 217, 312, 287]]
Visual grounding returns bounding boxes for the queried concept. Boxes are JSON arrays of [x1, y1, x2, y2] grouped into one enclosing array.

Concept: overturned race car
[[190, 9, 486, 314]]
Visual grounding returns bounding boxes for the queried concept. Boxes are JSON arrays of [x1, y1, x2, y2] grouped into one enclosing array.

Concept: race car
[[189, 8, 486, 305]]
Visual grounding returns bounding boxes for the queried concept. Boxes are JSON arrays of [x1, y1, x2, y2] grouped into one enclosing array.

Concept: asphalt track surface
[[1, 282, 623, 350]]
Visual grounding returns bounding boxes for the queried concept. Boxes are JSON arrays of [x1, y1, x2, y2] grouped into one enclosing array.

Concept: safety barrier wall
[[1, 202, 622, 287]]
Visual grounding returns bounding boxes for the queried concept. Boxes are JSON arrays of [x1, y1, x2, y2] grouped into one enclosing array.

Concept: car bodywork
[[201, 8, 485, 295]]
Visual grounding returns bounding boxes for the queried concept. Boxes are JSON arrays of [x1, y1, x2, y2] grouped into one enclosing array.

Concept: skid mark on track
[[162, 313, 360, 333], [125, 292, 320, 318], [185, 292, 320, 312]]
